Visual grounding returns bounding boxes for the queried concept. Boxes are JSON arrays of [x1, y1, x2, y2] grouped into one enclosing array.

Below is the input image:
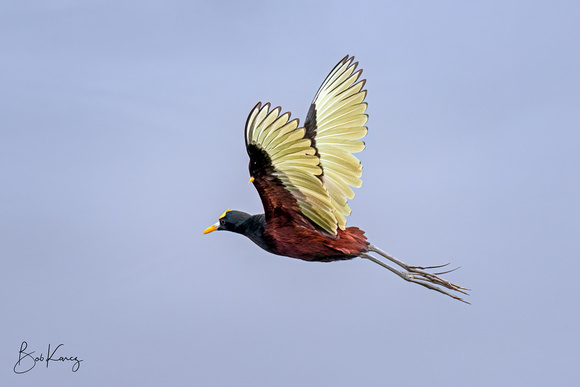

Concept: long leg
[[361, 245, 470, 304]]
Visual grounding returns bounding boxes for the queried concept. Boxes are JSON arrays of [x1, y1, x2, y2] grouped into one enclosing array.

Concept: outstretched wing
[[245, 102, 339, 235], [303, 55, 368, 231]]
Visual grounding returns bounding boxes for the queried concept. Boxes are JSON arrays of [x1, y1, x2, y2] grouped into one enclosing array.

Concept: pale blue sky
[[2, 1, 579, 386]]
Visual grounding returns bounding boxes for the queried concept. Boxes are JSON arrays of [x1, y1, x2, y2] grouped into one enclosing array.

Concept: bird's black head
[[202, 210, 252, 235]]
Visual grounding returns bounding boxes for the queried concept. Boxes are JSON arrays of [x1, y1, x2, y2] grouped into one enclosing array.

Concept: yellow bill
[[202, 223, 218, 234]]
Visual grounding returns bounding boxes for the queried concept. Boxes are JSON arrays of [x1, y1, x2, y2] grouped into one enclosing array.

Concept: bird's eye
[[220, 219, 225, 226]]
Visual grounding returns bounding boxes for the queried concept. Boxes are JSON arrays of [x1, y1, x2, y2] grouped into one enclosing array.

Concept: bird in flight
[[203, 55, 468, 303]]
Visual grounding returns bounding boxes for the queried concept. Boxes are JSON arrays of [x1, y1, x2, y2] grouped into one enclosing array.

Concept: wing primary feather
[[300, 55, 369, 229], [244, 56, 368, 234]]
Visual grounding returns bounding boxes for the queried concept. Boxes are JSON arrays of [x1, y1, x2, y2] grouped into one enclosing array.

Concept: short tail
[[360, 244, 470, 304]]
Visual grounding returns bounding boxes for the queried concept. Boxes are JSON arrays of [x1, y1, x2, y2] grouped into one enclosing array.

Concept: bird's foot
[[362, 244, 470, 304]]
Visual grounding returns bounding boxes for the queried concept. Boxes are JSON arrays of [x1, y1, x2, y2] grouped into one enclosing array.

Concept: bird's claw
[[404, 265, 469, 300], [408, 263, 450, 271]]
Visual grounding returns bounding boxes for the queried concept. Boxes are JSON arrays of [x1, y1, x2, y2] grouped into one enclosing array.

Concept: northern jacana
[[204, 56, 468, 303]]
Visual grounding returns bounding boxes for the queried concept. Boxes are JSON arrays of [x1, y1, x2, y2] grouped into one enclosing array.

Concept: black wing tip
[[338, 56, 365, 83], [245, 102, 265, 148], [245, 102, 299, 149], [333, 55, 355, 73], [257, 103, 296, 125]]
